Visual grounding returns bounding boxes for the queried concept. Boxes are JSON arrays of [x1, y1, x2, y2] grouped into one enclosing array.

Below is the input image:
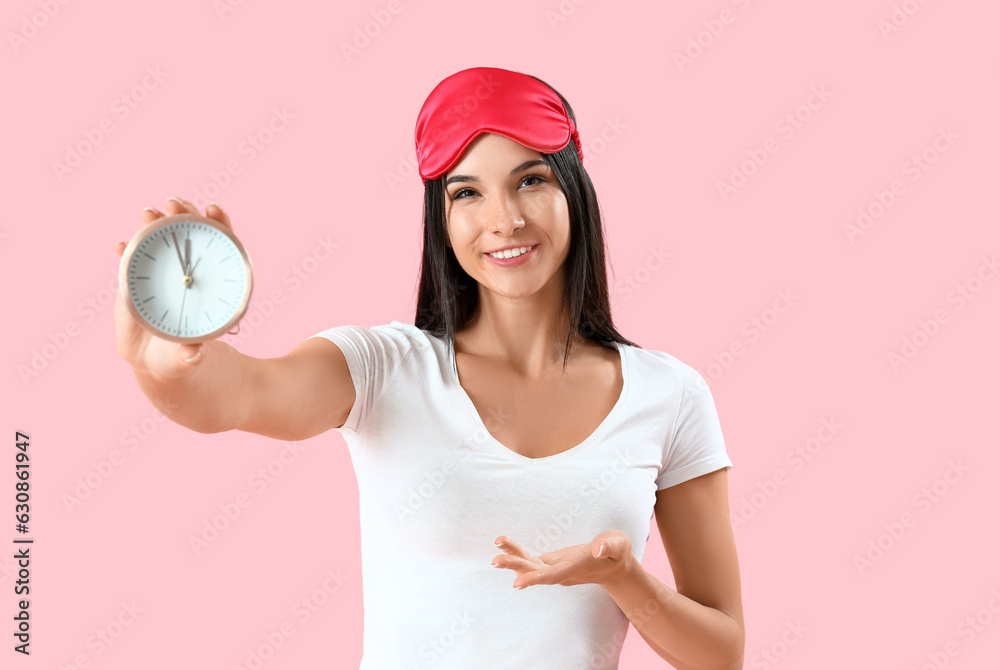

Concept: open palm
[[492, 530, 633, 589]]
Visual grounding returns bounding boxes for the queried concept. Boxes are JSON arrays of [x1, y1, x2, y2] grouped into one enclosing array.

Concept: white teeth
[[489, 245, 534, 259]]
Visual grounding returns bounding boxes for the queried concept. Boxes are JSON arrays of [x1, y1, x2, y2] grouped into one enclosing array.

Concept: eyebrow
[[444, 159, 549, 186]]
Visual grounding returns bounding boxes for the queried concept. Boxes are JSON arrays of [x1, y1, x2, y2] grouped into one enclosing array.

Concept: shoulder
[[308, 320, 438, 365], [311, 319, 430, 344], [373, 320, 433, 343], [624, 343, 708, 395], [381, 320, 439, 351]]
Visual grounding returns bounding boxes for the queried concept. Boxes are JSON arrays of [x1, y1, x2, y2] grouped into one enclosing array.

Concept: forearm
[[600, 556, 743, 670], [130, 340, 249, 434]]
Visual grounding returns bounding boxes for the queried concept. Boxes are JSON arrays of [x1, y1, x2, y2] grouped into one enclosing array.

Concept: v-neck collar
[[447, 338, 631, 466]]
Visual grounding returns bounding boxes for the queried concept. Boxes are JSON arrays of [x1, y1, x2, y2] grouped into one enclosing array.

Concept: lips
[[484, 244, 538, 258], [483, 243, 539, 266]]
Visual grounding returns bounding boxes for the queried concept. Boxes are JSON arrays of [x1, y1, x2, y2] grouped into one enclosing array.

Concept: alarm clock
[[118, 212, 253, 343]]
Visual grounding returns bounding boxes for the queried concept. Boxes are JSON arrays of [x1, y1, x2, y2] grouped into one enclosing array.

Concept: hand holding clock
[[113, 197, 238, 382]]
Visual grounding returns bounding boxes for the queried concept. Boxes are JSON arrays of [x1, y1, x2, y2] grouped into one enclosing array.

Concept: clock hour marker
[[164, 235, 171, 248], [219, 254, 233, 263], [160, 308, 169, 322], [224, 278, 239, 282], [204, 310, 212, 323], [142, 295, 156, 303], [218, 297, 233, 307], [137, 276, 150, 279], [206, 237, 214, 250], [143, 252, 157, 261]]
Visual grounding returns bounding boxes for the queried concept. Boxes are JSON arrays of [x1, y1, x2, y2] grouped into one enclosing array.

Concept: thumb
[[178, 343, 203, 364], [592, 531, 630, 560]]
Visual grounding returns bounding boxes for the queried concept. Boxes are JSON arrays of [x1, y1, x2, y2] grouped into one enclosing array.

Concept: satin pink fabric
[[414, 66, 584, 181]]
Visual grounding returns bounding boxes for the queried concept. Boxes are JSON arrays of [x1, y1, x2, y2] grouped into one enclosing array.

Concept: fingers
[[177, 343, 203, 365], [164, 195, 196, 214], [492, 553, 553, 589], [142, 205, 165, 223], [492, 536, 551, 589], [118, 198, 232, 257], [491, 554, 536, 572], [206, 202, 232, 229], [141, 336, 205, 381], [114, 203, 162, 257], [114, 205, 165, 256], [120, 195, 231, 241], [494, 536, 532, 559], [591, 531, 631, 561], [512, 568, 550, 589], [163, 195, 232, 229]]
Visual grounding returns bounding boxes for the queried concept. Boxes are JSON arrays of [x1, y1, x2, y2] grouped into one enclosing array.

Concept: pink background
[[3, 0, 999, 667]]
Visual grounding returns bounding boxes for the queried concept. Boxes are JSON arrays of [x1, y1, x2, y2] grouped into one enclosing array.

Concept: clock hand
[[184, 236, 192, 275], [170, 231, 187, 273], [188, 255, 201, 279], [177, 272, 190, 335]]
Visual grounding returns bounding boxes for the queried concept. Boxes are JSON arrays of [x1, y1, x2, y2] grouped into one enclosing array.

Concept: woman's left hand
[[492, 530, 634, 589]]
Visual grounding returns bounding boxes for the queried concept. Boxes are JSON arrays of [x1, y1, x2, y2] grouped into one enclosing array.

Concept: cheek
[[541, 193, 571, 238], [535, 190, 568, 220], [552, 192, 570, 219], [446, 215, 478, 253]]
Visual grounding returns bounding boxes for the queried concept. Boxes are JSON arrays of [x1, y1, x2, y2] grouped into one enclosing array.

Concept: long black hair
[[412, 74, 639, 370]]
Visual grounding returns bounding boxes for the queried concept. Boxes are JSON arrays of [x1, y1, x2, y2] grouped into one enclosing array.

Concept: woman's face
[[444, 133, 571, 301]]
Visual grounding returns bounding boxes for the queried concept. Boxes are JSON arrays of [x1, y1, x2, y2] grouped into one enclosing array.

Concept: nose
[[486, 191, 526, 235]]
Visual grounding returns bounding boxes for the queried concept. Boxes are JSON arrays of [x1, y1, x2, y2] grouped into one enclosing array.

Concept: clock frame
[[118, 212, 253, 344]]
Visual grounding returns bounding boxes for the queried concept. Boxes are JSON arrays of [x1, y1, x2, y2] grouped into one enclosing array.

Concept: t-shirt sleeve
[[656, 367, 733, 490], [307, 323, 415, 435]]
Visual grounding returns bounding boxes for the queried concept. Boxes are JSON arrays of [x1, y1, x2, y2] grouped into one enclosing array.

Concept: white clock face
[[124, 218, 251, 341]]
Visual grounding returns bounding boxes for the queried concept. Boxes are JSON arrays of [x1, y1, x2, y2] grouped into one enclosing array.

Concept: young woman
[[114, 66, 744, 670]]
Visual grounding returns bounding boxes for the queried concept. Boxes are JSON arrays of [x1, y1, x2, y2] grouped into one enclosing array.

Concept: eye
[[449, 175, 546, 201]]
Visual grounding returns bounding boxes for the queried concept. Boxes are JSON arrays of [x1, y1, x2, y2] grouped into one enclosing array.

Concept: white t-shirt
[[309, 320, 733, 670]]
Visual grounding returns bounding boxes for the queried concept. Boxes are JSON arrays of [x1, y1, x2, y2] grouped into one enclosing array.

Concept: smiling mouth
[[484, 244, 538, 259]]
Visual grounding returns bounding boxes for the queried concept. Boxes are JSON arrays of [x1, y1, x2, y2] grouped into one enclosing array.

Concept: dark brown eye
[[451, 175, 543, 201]]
